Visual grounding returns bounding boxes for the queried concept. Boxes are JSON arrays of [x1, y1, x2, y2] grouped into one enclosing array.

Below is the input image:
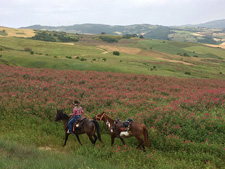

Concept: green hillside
[[0, 29, 225, 79], [1, 28, 225, 169]]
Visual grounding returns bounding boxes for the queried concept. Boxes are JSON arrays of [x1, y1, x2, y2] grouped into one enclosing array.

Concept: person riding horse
[[68, 100, 84, 134]]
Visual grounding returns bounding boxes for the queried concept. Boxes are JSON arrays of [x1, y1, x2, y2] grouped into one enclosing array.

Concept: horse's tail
[[92, 119, 103, 143], [142, 124, 150, 149]]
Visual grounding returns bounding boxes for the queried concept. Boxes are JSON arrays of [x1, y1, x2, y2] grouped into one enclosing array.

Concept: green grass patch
[[0, 36, 225, 79]]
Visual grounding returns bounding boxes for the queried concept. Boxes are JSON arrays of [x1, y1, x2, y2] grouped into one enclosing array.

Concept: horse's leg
[[135, 135, 145, 152], [87, 134, 95, 145], [111, 135, 115, 146], [75, 134, 83, 146], [63, 133, 69, 147], [120, 138, 126, 145], [93, 134, 97, 144], [142, 144, 146, 152]]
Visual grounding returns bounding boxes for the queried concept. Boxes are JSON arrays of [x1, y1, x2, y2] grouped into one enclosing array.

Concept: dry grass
[[204, 42, 225, 49], [0, 27, 35, 38], [98, 45, 141, 55], [60, 42, 75, 45]]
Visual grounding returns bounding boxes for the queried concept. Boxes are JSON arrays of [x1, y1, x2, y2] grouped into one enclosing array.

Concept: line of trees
[[32, 31, 78, 42]]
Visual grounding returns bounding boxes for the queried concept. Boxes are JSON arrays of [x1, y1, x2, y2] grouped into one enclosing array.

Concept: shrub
[[113, 51, 120, 56], [122, 34, 137, 39], [24, 47, 32, 52], [99, 36, 118, 43], [185, 72, 191, 75], [139, 35, 144, 39], [66, 56, 72, 59], [32, 31, 56, 42], [0, 30, 7, 36], [80, 58, 87, 61]]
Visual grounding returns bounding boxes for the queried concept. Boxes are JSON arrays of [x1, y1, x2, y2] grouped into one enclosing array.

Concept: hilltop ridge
[[20, 19, 225, 45]]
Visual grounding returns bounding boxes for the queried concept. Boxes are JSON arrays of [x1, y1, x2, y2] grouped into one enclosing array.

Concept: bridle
[[95, 112, 105, 121]]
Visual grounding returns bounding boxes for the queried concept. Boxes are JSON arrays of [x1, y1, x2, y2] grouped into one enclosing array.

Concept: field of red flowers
[[1, 64, 225, 167]]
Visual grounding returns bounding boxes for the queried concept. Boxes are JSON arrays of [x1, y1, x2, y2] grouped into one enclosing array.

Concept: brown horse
[[94, 112, 150, 152], [55, 109, 102, 146]]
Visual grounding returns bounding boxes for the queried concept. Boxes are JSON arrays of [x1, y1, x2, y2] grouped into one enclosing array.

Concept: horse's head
[[55, 109, 64, 121], [94, 112, 105, 121]]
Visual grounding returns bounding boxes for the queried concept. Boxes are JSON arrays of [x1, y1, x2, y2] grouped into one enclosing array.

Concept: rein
[[84, 112, 91, 119], [96, 113, 105, 121], [96, 113, 114, 124]]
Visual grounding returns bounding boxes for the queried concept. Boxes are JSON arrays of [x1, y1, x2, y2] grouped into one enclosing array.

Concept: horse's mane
[[58, 110, 70, 119], [103, 113, 114, 123], [62, 113, 70, 119]]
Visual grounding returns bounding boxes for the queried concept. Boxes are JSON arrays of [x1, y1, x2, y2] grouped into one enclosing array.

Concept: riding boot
[[67, 129, 75, 135]]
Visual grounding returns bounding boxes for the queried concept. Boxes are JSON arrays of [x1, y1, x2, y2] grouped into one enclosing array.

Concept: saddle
[[119, 118, 133, 131], [113, 118, 133, 137], [73, 117, 86, 131]]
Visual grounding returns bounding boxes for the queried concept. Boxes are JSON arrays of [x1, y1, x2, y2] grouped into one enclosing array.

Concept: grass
[[0, 138, 116, 169], [184, 45, 225, 59], [2, 29, 225, 169], [0, 35, 225, 79], [0, 113, 222, 169], [137, 39, 196, 55], [1, 63, 225, 168]]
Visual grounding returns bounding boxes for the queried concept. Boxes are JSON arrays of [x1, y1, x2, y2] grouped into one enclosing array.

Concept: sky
[[1, 0, 225, 28]]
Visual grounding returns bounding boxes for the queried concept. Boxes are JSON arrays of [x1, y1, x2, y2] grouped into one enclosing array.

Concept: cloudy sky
[[1, 0, 225, 28]]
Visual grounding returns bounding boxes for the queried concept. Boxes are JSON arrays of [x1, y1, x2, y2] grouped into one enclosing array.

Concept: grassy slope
[[1, 30, 225, 168], [1, 64, 224, 168], [0, 35, 225, 79], [0, 137, 203, 169]]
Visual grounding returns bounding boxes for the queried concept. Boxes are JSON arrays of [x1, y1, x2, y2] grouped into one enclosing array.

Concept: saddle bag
[[120, 119, 133, 131], [73, 117, 86, 132]]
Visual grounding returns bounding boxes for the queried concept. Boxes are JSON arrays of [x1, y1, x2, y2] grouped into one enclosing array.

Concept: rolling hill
[[196, 19, 225, 29], [1, 26, 225, 169], [21, 19, 225, 45], [0, 27, 225, 79]]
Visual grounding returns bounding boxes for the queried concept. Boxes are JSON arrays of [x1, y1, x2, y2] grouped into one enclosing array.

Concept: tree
[[139, 35, 144, 39], [113, 51, 120, 56]]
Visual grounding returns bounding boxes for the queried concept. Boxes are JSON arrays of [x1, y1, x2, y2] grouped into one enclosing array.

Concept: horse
[[55, 109, 102, 146], [94, 112, 150, 152]]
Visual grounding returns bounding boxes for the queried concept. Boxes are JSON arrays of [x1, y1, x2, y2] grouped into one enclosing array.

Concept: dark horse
[[94, 112, 150, 152], [55, 109, 102, 146]]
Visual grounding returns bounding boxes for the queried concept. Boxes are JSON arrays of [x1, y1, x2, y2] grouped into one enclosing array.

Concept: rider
[[67, 100, 84, 134]]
